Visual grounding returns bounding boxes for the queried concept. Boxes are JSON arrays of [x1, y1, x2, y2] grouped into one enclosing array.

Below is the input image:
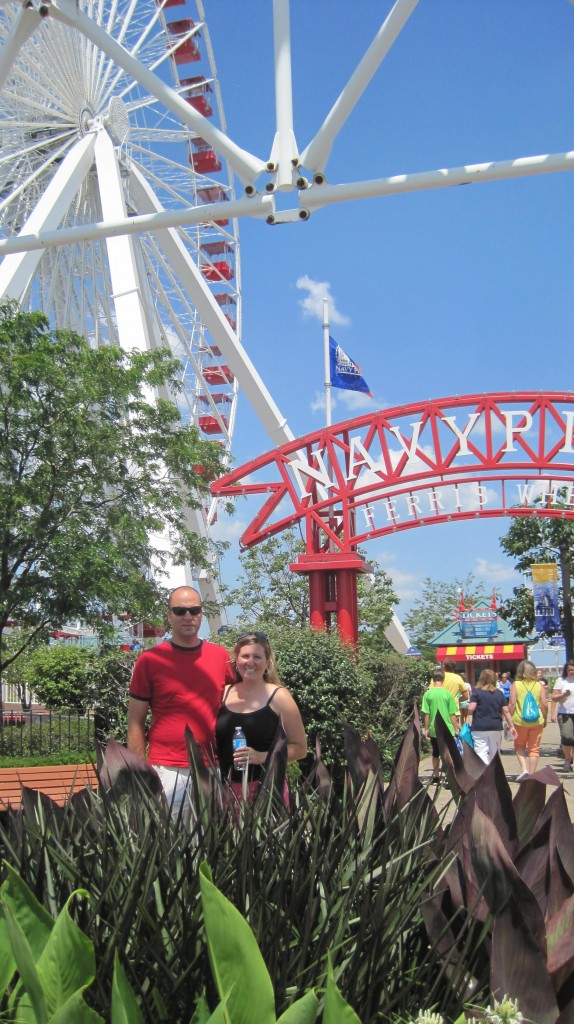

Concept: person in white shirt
[[551, 661, 574, 771]]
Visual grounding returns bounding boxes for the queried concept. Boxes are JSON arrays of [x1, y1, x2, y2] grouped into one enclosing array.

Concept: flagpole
[[323, 296, 332, 427]]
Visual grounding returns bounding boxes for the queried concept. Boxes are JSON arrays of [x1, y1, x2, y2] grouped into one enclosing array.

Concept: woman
[[468, 668, 517, 765], [215, 632, 307, 801], [509, 659, 547, 781], [550, 661, 574, 771]]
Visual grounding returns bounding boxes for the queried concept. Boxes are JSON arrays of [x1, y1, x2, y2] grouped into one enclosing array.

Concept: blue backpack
[[522, 684, 540, 723]]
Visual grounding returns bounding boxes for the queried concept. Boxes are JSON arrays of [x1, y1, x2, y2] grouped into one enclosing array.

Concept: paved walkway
[[419, 719, 574, 819]]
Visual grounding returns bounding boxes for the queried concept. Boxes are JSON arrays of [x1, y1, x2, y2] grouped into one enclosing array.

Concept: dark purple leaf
[[256, 722, 288, 808], [547, 893, 574, 982], [445, 791, 490, 922], [383, 714, 422, 819], [473, 754, 518, 855], [469, 802, 547, 954], [20, 786, 64, 822], [343, 721, 381, 794], [98, 737, 163, 798], [184, 724, 216, 803], [513, 773, 547, 848], [515, 817, 553, 917], [492, 902, 559, 1024], [435, 713, 475, 797]]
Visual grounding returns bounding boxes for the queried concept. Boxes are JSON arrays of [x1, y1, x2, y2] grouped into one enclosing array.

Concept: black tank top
[[216, 687, 282, 782]]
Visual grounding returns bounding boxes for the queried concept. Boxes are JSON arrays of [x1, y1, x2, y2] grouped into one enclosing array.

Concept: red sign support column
[[290, 552, 370, 646]]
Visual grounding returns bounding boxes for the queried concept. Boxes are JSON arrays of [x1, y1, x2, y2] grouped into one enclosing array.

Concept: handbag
[[459, 722, 474, 749], [521, 683, 540, 723]]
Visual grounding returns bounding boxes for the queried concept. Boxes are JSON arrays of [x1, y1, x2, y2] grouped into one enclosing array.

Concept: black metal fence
[[0, 710, 96, 758]]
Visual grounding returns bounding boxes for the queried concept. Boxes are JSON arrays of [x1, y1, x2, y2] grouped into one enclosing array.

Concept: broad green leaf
[[204, 1004, 228, 1024], [35, 890, 95, 1020], [0, 914, 16, 994], [111, 952, 144, 1024], [323, 956, 361, 1024], [276, 989, 319, 1024], [0, 897, 48, 1024], [190, 992, 213, 1024], [199, 863, 275, 1024], [47, 988, 104, 1022], [1, 861, 54, 960]]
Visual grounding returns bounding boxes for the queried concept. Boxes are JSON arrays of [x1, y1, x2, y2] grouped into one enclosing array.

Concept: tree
[[225, 529, 310, 628], [357, 563, 398, 652], [402, 573, 486, 659], [20, 641, 135, 739], [0, 302, 227, 683], [500, 503, 574, 660], [226, 529, 397, 640], [498, 583, 535, 638]]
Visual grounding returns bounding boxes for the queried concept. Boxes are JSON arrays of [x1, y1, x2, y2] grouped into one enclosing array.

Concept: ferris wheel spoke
[[0, 4, 40, 92], [49, 1, 265, 185], [0, 132, 96, 300]]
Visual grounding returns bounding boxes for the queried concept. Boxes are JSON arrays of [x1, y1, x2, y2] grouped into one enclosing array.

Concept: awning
[[436, 644, 525, 662]]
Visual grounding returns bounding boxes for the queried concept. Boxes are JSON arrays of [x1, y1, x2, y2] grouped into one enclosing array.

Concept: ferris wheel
[[0, 0, 252, 627]]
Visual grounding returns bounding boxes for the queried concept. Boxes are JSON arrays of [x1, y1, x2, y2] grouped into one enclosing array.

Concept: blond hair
[[516, 659, 537, 681], [476, 668, 498, 691]]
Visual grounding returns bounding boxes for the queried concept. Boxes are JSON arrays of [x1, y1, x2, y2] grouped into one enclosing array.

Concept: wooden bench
[[0, 763, 98, 809]]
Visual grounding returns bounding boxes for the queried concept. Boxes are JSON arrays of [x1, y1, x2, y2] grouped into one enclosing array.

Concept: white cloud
[[310, 388, 376, 417], [209, 517, 248, 542], [296, 275, 351, 326], [374, 553, 420, 601], [473, 557, 519, 583]]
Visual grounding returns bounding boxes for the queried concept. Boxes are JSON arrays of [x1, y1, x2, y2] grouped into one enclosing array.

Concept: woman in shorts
[[509, 659, 547, 781]]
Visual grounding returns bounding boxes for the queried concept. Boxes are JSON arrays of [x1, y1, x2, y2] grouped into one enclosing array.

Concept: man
[[442, 659, 471, 725], [127, 586, 234, 818], [422, 668, 460, 785]]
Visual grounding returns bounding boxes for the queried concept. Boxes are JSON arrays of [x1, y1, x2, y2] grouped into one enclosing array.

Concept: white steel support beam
[[268, 0, 298, 189], [0, 132, 97, 300], [301, 150, 574, 213], [48, 0, 265, 186], [93, 126, 152, 353], [129, 164, 294, 449], [300, 0, 419, 175], [0, 193, 273, 256], [0, 4, 40, 92]]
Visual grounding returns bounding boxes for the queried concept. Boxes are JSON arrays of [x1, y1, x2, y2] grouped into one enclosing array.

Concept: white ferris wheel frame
[[0, 0, 573, 452], [1, 0, 573, 643]]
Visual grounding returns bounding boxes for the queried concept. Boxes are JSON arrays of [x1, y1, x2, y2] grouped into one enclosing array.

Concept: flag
[[329, 336, 372, 396], [531, 563, 561, 633]]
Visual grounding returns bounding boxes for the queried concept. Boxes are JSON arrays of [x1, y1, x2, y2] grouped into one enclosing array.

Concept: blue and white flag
[[532, 563, 561, 633], [329, 336, 372, 396]]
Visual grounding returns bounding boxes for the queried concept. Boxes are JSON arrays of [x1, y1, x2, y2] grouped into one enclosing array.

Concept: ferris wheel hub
[[78, 104, 95, 137]]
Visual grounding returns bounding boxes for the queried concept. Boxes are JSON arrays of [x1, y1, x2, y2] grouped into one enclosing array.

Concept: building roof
[[428, 599, 529, 648]]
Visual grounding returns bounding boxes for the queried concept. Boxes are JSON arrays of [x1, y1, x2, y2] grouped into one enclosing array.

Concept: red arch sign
[[212, 392, 574, 553]]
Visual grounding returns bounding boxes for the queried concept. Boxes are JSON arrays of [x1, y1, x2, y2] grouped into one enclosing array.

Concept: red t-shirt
[[129, 640, 234, 767]]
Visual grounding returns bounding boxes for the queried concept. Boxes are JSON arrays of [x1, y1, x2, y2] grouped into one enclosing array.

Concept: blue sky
[[201, 1, 574, 621]]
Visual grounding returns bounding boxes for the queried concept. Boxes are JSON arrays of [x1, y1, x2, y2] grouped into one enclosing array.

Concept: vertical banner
[[531, 563, 561, 633]]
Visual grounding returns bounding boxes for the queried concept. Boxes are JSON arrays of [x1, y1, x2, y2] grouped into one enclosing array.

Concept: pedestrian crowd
[[422, 657, 574, 784]]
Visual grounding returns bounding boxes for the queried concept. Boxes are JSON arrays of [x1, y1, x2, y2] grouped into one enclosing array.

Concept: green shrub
[[0, 716, 95, 758], [0, 723, 470, 1024]]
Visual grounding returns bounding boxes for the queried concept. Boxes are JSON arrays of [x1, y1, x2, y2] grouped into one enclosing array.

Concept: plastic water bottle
[[232, 726, 247, 771]]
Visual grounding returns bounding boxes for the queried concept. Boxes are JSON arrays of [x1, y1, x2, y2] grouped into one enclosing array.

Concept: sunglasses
[[170, 605, 202, 617], [237, 631, 268, 642]]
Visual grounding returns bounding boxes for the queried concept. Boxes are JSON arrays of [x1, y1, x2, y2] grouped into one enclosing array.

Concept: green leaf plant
[[7, 710, 565, 1022], [0, 856, 364, 1024]]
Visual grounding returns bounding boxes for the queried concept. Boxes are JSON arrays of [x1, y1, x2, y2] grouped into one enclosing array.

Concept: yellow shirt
[[442, 671, 469, 705]]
